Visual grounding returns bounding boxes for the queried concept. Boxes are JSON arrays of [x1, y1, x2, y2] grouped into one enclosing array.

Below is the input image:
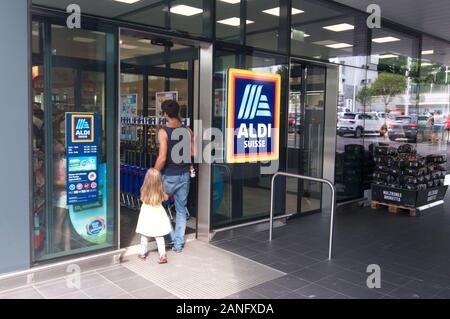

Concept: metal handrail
[[269, 172, 336, 261]]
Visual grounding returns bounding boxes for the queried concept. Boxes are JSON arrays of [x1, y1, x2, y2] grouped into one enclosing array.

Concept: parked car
[[288, 115, 296, 133], [337, 113, 385, 138], [294, 115, 302, 133], [337, 107, 351, 118], [387, 116, 431, 143]]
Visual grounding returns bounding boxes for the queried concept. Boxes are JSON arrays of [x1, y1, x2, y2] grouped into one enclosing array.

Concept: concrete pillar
[[0, 0, 31, 274]]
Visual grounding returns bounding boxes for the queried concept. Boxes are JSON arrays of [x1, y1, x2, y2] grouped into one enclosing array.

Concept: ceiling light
[[32, 30, 39, 37], [263, 7, 304, 16], [91, 31, 105, 36], [372, 36, 401, 43], [73, 37, 96, 43], [219, 0, 240, 3], [421, 62, 433, 66], [113, 0, 141, 4], [138, 39, 152, 44], [326, 43, 353, 49], [323, 23, 354, 32], [313, 40, 337, 46], [121, 44, 138, 50], [217, 17, 254, 27], [422, 50, 434, 55], [379, 54, 399, 59], [170, 5, 203, 16]]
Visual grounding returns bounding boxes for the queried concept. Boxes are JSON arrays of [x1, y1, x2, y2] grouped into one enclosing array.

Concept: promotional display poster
[[69, 163, 107, 244], [121, 94, 138, 141], [156, 91, 178, 117], [65, 113, 99, 205]]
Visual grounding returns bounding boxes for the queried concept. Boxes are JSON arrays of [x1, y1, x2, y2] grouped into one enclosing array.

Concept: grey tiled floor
[[212, 193, 450, 299], [2, 193, 450, 299], [0, 265, 175, 299]]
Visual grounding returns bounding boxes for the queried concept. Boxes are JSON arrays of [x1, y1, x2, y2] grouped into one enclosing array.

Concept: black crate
[[372, 184, 448, 208]]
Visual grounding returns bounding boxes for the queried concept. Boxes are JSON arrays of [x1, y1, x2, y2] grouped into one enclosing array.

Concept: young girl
[[136, 169, 172, 264]]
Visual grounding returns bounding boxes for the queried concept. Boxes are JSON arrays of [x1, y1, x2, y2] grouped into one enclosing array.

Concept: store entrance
[[286, 61, 326, 215], [119, 29, 199, 248]]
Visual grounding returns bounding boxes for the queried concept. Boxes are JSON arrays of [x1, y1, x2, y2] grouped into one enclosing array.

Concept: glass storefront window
[[216, 0, 289, 52], [170, 0, 205, 37], [32, 21, 41, 54], [291, 0, 368, 68], [32, 21, 46, 259], [32, 22, 117, 261], [335, 32, 450, 203], [33, 0, 212, 39], [415, 36, 450, 166], [369, 25, 420, 75], [148, 75, 166, 116], [121, 74, 144, 116], [287, 62, 325, 213], [246, 0, 287, 52], [211, 48, 288, 228], [216, 0, 242, 44]]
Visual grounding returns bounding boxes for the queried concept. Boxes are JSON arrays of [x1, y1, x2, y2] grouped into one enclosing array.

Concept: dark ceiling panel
[[32, 0, 164, 18]]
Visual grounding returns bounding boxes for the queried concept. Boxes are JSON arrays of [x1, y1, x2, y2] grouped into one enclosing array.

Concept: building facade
[[0, 0, 449, 276]]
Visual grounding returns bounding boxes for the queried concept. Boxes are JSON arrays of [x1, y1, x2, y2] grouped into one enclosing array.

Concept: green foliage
[[371, 72, 408, 107], [356, 85, 373, 107]]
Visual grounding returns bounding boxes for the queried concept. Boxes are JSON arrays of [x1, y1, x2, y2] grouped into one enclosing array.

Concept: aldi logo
[[227, 68, 281, 163], [237, 84, 272, 120], [70, 114, 95, 143]]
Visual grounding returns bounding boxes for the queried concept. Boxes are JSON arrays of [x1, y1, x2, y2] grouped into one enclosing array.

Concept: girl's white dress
[[136, 204, 172, 237]]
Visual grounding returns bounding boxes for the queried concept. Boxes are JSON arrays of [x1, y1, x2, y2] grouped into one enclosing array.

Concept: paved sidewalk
[[2, 195, 450, 299], [0, 241, 284, 299]]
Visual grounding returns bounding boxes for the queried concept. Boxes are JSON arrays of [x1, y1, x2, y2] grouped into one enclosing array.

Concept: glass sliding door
[[119, 29, 199, 246], [32, 21, 118, 262], [287, 61, 326, 215]]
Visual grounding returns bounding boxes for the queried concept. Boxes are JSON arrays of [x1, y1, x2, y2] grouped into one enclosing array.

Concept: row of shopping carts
[[120, 163, 174, 220], [120, 164, 146, 210]]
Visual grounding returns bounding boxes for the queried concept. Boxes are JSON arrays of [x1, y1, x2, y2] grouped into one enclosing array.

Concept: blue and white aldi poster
[[226, 68, 281, 163], [66, 113, 99, 205], [69, 163, 107, 244]]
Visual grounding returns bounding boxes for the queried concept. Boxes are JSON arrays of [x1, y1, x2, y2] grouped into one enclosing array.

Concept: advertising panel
[[226, 68, 281, 163]]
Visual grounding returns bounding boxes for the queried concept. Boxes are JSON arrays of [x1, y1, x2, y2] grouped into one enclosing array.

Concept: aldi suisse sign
[[226, 68, 281, 163], [66, 113, 99, 205]]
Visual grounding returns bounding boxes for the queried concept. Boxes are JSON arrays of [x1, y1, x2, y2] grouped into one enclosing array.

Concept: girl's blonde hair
[[140, 168, 165, 206]]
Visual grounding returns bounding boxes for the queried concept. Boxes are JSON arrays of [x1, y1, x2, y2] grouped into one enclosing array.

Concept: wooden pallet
[[371, 200, 417, 217]]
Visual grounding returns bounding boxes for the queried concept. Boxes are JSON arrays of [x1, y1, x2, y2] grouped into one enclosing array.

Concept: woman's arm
[[155, 129, 168, 172]]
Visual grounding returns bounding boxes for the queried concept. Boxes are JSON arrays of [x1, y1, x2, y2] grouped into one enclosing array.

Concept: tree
[[356, 85, 374, 111], [371, 72, 408, 111]]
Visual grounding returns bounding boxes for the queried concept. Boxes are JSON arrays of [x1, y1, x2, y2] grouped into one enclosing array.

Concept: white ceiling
[[333, 0, 450, 42]]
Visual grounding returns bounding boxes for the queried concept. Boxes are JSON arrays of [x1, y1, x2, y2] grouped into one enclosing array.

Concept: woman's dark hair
[[161, 100, 180, 119]]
